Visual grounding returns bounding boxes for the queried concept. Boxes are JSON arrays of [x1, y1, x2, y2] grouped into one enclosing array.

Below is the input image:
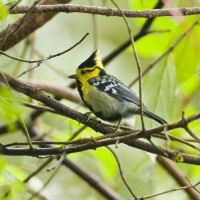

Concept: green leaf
[[136, 17, 177, 57], [142, 57, 176, 126], [182, 75, 200, 95], [0, 2, 8, 19], [0, 87, 22, 121], [95, 148, 118, 178], [0, 161, 26, 200], [172, 18, 200, 82]]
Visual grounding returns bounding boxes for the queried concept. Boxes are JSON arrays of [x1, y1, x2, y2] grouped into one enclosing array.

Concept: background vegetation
[[0, 0, 200, 199]]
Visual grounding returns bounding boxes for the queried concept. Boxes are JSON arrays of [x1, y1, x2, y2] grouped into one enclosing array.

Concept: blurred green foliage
[[0, 0, 200, 200], [0, 2, 8, 19]]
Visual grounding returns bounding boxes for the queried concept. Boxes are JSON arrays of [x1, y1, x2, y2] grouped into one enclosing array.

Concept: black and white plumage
[[87, 74, 166, 124]]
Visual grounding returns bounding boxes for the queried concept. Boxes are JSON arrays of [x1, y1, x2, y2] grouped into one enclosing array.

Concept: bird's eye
[[81, 70, 86, 75]]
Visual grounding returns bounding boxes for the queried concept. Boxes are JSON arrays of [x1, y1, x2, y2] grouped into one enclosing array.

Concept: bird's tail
[[144, 109, 167, 124]]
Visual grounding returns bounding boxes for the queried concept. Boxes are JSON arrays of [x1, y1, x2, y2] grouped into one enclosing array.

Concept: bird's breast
[[82, 84, 139, 121]]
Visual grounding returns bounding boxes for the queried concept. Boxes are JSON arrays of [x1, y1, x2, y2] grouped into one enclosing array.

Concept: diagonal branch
[[102, 0, 164, 65], [1, 71, 200, 164], [157, 156, 200, 200], [0, 0, 71, 51]]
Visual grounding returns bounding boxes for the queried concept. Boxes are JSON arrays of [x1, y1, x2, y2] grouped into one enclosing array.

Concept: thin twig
[[47, 154, 65, 171], [185, 177, 200, 194], [28, 160, 61, 200], [0, 72, 33, 148], [102, 1, 164, 66], [68, 124, 87, 140], [185, 126, 200, 144], [153, 133, 200, 152], [163, 125, 171, 150], [111, 0, 145, 130], [136, 181, 200, 200], [22, 101, 58, 114], [90, 0, 98, 50], [24, 157, 53, 183], [16, 32, 89, 78], [0, 33, 89, 76], [182, 111, 200, 144], [17, 117, 33, 149], [129, 17, 200, 87], [107, 146, 138, 199], [157, 156, 200, 200]]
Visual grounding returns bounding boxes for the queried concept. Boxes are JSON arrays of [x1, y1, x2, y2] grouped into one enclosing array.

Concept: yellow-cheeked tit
[[69, 50, 167, 129]]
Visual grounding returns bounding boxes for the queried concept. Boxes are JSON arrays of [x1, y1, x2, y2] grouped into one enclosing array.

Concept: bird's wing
[[88, 75, 144, 108]]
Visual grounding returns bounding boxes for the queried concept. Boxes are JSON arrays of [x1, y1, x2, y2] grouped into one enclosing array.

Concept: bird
[[69, 50, 167, 130]]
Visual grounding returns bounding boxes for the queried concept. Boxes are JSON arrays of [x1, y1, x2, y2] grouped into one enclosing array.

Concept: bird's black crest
[[78, 50, 101, 69]]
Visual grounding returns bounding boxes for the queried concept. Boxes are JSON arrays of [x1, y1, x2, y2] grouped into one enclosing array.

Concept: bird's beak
[[68, 74, 77, 79]]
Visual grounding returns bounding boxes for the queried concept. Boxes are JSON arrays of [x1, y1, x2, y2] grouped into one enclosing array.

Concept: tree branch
[[26, 127, 124, 200], [157, 156, 200, 200], [23, 80, 81, 104], [62, 157, 123, 200], [1, 131, 200, 165], [101, 0, 164, 70], [1, 71, 200, 165], [9, 4, 200, 18]]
